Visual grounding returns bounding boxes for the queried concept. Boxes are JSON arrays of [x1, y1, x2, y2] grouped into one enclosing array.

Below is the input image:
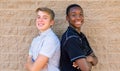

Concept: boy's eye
[[43, 17, 48, 19], [70, 14, 83, 18], [71, 14, 76, 17], [79, 14, 83, 16], [36, 16, 48, 20], [37, 16, 40, 19]]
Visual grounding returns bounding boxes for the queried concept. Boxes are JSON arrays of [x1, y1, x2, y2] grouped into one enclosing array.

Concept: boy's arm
[[25, 54, 48, 71], [86, 52, 98, 66], [25, 55, 33, 71], [75, 58, 92, 71], [72, 53, 98, 71]]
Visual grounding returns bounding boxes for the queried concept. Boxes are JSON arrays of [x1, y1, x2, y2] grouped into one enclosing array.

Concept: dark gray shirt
[[60, 26, 93, 71]]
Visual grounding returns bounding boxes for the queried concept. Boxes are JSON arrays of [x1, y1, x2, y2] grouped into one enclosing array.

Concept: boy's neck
[[69, 25, 81, 33], [39, 28, 51, 33]]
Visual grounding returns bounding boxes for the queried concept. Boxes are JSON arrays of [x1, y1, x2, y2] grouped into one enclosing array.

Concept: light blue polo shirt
[[29, 28, 60, 71]]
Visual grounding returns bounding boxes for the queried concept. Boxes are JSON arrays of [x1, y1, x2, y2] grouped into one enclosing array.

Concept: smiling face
[[36, 11, 54, 32], [67, 6, 84, 30]]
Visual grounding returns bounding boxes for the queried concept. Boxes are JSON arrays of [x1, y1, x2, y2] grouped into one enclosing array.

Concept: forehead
[[37, 11, 50, 16], [69, 7, 82, 13]]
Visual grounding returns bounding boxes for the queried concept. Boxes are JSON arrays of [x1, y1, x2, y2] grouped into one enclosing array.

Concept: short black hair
[[66, 4, 83, 16]]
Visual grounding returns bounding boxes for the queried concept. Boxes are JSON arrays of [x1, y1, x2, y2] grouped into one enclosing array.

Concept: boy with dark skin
[[60, 4, 98, 71]]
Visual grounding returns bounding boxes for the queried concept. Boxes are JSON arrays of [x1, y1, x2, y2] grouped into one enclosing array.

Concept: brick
[[94, 63, 109, 71], [0, 54, 9, 63], [18, 63, 26, 71], [108, 45, 120, 53], [0, 1, 37, 10], [17, 36, 33, 54], [1, 26, 17, 35], [109, 64, 120, 71], [0, 63, 9, 71], [0, 10, 35, 19], [9, 54, 18, 63], [1, 36, 17, 53], [0, 18, 36, 26], [9, 63, 18, 70], [18, 54, 28, 64], [17, 26, 38, 35], [107, 54, 120, 63]]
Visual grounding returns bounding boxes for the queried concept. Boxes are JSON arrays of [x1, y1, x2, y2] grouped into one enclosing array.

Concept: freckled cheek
[[36, 20, 40, 26], [36, 19, 39, 22]]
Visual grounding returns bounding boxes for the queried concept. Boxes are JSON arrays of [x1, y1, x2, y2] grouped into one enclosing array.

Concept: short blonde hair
[[36, 7, 55, 20]]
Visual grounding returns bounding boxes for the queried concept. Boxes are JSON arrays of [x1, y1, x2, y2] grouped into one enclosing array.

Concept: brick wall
[[0, 0, 120, 71]]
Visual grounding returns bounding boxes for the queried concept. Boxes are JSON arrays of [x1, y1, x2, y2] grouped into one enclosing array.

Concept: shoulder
[[31, 35, 40, 43], [80, 32, 86, 38], [61, 29, 80, 47], [62, 28, 79, 38], [44, 31, 60, 44], [61, 33, 81, 48], [63, 30, 79, 42]]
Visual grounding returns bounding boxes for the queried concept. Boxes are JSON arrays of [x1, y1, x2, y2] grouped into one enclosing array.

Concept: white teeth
[[76, 22, 81, 24], [38, 23, 43, 27]]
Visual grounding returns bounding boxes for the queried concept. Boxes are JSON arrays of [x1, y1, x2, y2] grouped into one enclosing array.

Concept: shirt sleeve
[[39, 36, 60, 58], [29, 46, 32, 56], [82, 34, 93, 56], [29, 38, 35, 56], [65, 37, 86, 62]]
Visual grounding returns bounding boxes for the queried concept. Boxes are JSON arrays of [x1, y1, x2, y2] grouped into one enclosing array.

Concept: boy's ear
[[50, 20, 55, 26], [66, 16, 69, 21]]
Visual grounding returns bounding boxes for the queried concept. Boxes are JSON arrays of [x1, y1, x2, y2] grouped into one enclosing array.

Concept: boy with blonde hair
[[25, 7, 60, 71]]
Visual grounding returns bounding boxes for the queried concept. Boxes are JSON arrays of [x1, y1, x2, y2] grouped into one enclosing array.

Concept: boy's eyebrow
[[70, 11, 83, 14], [70, 12, 82, 14], [37, 14, 49, 17], [70, 12, 76, 13], [43, 15, 49, 18]]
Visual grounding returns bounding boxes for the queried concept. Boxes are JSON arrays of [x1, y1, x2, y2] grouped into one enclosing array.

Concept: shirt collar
[[68, 26, 82, 35], [39, 28, 52, 36]]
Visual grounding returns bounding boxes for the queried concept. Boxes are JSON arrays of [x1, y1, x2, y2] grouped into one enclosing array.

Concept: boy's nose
[[77, 14, 84, 20], [38, 18, 44, 22], [76, 16, 82, 20], [76, 15, 80, 19]]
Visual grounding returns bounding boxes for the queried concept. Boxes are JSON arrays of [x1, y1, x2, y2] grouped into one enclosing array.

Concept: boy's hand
[[86, 55, 93, 63], [72, 59, 92, 70], [72, 62, 80, 69], [87, 53, 98, 66]]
